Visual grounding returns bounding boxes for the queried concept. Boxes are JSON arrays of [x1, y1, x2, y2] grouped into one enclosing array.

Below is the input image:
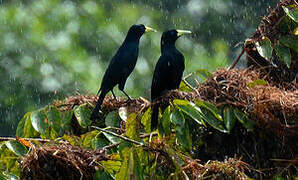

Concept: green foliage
[[256, 5, 298, 68], [256, 37, 273, 60], [2, 93, 260, 179], [74, 104, 92, 129]]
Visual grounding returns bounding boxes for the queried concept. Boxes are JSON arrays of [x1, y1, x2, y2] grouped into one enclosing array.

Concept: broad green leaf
[[74, 104, 92, 128], [282, 6, 298, 22], [115, 147, 130, 180], [200, 108, 227, 133], [119, 107, 128, 122], [247, 79, 268, 88], [105, 110, 120, 127], [274, 44, 292, 68], [256, 37, 272, 60], [173, 99, 189, 106], [234, 109, 255, 131], [126, 113, 140, 141], [277, 16, 291, 34], [31, 108, 49, 135], [141, 107, 151, 133], [170, 109, 192, 150], [279, 35, 298, 53], [196, 100, 222, 120], [16, 112, 38, 138], [92, 136, 110, 149], [15, 113, 26, 137], [176, 121, 192, 151], [103, 132, 121, 144], [170, 109, 185, 126], [128, 149, 144, 180], [81, 130, 99, 148], [176, 102, 203, 125], [161, 106, 172, 136], [61, 110, 73, 131], [179, 80, 192, 92], [5, 140, 28, 157], [100, 159, 122, 174], [223, 106, 236, 133], [47, 106, 61, 133]]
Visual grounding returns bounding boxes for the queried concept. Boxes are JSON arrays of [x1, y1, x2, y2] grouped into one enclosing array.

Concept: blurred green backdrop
[[0, 0, 278, 136]]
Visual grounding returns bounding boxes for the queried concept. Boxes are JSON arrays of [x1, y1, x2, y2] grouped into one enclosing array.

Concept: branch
[[91, 126, 146, 146]]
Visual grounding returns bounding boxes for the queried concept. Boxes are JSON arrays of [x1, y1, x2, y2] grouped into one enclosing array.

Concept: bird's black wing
[[99, 44, 138, 92], [151, 53, 184, 101]]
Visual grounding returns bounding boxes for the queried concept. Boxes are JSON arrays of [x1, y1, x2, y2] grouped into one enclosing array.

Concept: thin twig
[[0, 137, 51, 143], [229, 47, 245, 70], [91, 126, 145, 146]]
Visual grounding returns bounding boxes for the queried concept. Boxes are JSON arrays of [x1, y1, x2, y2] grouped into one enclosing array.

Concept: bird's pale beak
[[177, 30, 192, 36], [145, 26, 157, 33]]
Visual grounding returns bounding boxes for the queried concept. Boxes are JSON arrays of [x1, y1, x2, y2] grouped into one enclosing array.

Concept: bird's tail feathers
[[90, 90, 107, 120], [151, 104, 159, 130]]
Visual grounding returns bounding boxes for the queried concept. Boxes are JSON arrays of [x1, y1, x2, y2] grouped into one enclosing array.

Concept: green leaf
[[234, 109, 255, 131], [126, 113, 140, 141], [92, 136, 110, 149], [161, 106, 172, 136], [170, 109, 192, 150], [119, 107, 128, 122], [5, 140, 28, 157], [141, 107, 151, 133], [170, 108, 185, 126], [31, 108, 49, 135], [247, 79, 268, 88], [81, 130, 99, 149], [103, 132, 121, 144], [61, 110, 73, 132], [100, 156, 121, 174], [196, 100, 222, 120], [274, 44, 292, 68], [256, 37, 272, 60], [47, 106, 61, 133], [223, 106, 236, 133], [279, 35, 298, 53], [176, 121, 192, 150], [200, 108, 227, 133], [105, 111, 120, 127], [179, 80, 192, 92], [282, 6, 298, 22], [74, 104, 92, 128], [16, 112, 38, 138], [175, 101, 203, 125], [115, 148, 130, 180]]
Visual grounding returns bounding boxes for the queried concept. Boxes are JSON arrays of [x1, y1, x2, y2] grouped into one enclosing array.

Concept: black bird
[[91, 24, 156, 120], [151, 29, 191, 130]]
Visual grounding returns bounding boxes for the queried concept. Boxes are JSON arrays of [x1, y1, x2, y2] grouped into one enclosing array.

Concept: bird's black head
[[161, 29, 191, 46], [127, 24, 156, 40]]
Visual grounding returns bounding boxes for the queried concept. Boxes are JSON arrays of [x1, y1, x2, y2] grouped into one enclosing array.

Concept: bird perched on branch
[[90, 24, 156, 120], [151, 29, 191, 130]]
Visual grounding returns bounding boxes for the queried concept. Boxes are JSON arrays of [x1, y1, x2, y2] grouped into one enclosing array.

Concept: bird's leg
[[111, 89, 118, 101], [121, 90, 132, 101]]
